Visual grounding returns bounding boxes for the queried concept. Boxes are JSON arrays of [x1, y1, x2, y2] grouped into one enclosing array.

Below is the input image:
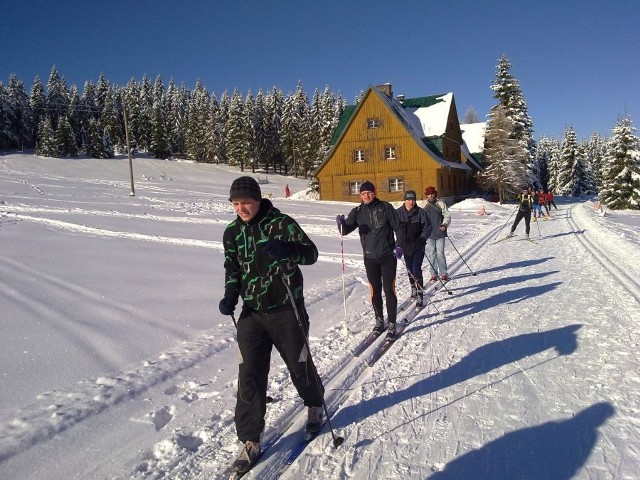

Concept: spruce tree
[[150, 75, 170, 158], [479, 105, 527, 203], [0, 82, 15, 149], [29, 76, 47, 146], [54, 116, 77, 157], [225, 88, 249, 169], [36, 116, 56, 156], [46, 65, 70, 130], [7, 74, 32, 149], [600, 115, 640, 209], [490, 55, 538, 186], [536, 135, 552, 191], [556, 127, 579, 195]]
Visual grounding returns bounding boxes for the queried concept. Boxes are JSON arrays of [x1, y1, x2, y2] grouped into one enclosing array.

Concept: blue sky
[[1, 0, 638, 140]]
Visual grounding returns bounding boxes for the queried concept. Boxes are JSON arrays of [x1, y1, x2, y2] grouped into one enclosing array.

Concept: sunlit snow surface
[[0, 153, 638, 479]]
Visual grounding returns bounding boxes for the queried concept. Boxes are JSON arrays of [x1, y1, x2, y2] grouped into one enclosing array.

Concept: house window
[[388, 177, 404, 192], [367, 118, 381, 129], [353, 150, 366, 162], [349, 181, 363, 195], [384, 146, 396, 160]]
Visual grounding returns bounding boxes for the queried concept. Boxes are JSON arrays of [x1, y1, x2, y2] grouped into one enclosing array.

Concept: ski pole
[[278, 263, 344, 449], [339, 224, 350, 336], [231, 314, 238, 329], [493, 206, 518, 241], [447, 237, 476, 276], [535, 212, 542, 237], [400, 257, 441, 314], [420, 246, 453, 295]]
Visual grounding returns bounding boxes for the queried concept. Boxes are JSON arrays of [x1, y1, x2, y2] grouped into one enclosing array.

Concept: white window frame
[[349, 181, 363, 195], [385, 145, 396, 160], [353, 149, 366, 162], [388, 177, 404, 192], [367, 118, 380, 129]]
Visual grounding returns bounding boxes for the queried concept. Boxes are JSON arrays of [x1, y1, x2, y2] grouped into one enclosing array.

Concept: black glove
[[262, 239, 294, 260], [218, 297, 237, 316]]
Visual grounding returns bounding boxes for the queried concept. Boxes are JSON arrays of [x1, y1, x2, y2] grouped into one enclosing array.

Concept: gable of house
[[316, 85, 474, 202]]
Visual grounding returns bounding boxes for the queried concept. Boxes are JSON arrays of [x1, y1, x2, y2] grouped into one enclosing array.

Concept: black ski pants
[[510, 209, 532, 235], [364, 254, 398, 324], [235, 304, 324, 443]]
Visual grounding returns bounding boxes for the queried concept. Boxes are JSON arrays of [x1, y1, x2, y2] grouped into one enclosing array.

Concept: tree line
[[0, 66, 345, 178], [1, 61, 638, 208]]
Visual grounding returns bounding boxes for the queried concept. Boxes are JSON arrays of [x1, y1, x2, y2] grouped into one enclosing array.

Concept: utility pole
[[123, 103, 135, 196]]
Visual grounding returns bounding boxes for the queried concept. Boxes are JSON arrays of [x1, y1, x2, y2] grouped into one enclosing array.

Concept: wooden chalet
[[315, 83, 483, 203]]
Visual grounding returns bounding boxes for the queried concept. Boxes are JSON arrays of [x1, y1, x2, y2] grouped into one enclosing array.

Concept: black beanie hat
[[359, 181, 376, 193], [404, 190, 417, 201], [229, 176, 262, 201]]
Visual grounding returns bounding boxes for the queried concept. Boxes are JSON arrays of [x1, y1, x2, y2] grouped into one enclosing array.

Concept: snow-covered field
[[1, 153, 638, 479]]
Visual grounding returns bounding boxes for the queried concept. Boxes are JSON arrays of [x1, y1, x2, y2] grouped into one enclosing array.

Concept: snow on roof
[[460, 122, 486, 153], [405, 92, 453, 137]]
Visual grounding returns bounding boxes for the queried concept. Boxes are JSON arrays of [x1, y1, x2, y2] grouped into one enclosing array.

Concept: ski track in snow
[[1, 155, 639, 479]]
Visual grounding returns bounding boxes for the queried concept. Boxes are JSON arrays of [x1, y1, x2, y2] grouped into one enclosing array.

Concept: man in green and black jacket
[[219, 176, 325, 473]]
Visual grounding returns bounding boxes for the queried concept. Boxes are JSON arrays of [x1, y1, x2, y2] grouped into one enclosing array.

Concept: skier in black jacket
[[336, 181, 404, 337], [219, 176, 325, 474], [396, 190, 432, 307], [507, 187, 534, 239]]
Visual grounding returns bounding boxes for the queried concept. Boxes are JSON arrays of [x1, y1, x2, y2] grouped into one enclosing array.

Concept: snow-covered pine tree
[[556, 127, 579, 195], [225, 88, 249, 170], [150, 75, 170, 159], [536, 135, 552, 191], [579, 139, 597, 195], [587, 132, 606, 192], [54, 116, 77, 157], [67, 85, 82, 151], [95, 74, 110, 118], [600, 115, 640, 209], [29, 76, 47, 148], [546, 137, 562, 194], [570, 140, 589, 196], [7, 74, 32, 149], [101, 89, 122, 153], [184, 80, 214, 162], [490, 55, 538, 187], [281, 81, 310, 177], [123, 79, 141, 152], [244, 90, 258, 173], [85, 118, 104, 158], [263, 87, 283, 173], [479, 105, 527, 203], [137, 76, 153, 152], [165, 80, 187, 157], [46, 66, 70, 130], [0, 82, 16, 149], [36, 116, 56, 157]]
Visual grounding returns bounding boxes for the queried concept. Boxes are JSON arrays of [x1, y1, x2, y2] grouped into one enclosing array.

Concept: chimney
[[376, 83, 393, 99], [396, 94, 405, 104]]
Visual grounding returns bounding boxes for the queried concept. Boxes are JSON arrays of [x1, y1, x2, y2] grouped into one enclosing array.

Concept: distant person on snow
[[507, 187, 534, 239], [219, 176, 325, 474], [396, 190, 432, 308], [284, 184, 291, 198], [336, 180, 404, 338], [423, 186, 451, 283], [546, 190, 558, 211]]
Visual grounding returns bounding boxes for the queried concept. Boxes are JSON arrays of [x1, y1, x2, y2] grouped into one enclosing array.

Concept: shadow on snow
[[333, 325, 581, 430], [429, 401, 614, 480]]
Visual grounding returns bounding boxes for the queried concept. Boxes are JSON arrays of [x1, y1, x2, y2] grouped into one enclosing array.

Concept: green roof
[[329, 105, 357, 145], [400, 95, 446, 109]]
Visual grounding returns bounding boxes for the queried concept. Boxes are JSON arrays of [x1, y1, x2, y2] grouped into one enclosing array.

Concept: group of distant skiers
[[507, 187, 558, 239], [219, 176, 451, 474]]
